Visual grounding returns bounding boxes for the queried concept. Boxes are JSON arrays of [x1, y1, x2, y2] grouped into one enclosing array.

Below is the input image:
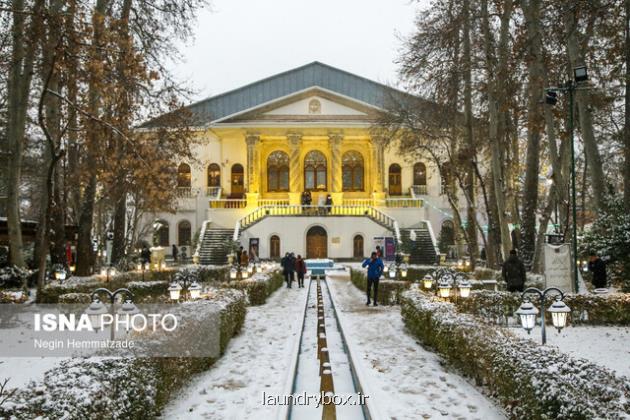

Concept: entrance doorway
[[306, 226, 327, 259], [353, 234, 364, 259], [388, 164, 402, 195], [231, 164, 244, 198]]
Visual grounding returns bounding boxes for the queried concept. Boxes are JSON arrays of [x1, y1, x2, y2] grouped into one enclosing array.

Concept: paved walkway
[[327, 272, 505, 420], [161, 283, 309, 419]]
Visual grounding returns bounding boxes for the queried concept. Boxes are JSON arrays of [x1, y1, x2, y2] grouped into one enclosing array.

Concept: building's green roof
[[147, 61, 411, 127]]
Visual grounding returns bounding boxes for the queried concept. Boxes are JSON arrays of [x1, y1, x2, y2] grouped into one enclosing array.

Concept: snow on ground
[[0, 357, 67, 389], [161, 282, 309, 420], [513, 326, 630, 378], [327, 271, 505, 420]]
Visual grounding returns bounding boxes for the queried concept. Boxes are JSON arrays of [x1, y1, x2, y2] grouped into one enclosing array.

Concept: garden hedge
[[1, 288, 247, 419], [455, 289, 630, 326], [401, 289, 630, 419], [350, 268, 410, 305], [221, 271, 283, 305]]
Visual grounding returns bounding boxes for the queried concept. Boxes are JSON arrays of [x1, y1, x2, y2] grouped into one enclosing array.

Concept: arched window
[[267, 151, 290, 192], [388, 164, 402, 195], [178, 220, 191, 246], [304, 150, 327, 191], [230, 164, 244, 197], [353, 234, 364, 259], [413, 162, 427, 186], [207, 163, 221, 187], [177, 163, 191, 188], [342, 151, 364, 191], [270, 235, 280, 259], [156, 221, 169, 247]]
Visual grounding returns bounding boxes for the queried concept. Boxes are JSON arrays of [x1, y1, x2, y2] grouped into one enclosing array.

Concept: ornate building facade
[[145, 62, 459, 263]]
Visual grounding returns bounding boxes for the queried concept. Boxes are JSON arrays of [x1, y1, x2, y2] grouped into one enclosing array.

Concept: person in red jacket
[[295, 255, 307, 288]]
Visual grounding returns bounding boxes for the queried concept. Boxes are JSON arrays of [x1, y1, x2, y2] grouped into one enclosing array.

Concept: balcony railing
[[257, 198, 290, 207], [382, 197, 423, 208], [176, 187, 194, 198], [410, 185, 428, 196], [234, 205, 401, 243], [209, 199, 247, 209], [207, 186, 222, 199]]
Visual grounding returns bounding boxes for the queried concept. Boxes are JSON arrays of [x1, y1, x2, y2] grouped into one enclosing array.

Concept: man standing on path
[[281, 253, 292, 288], [587, 251, 607, 289], [362, 251, 384, 306], [502, 249, 526, 292]]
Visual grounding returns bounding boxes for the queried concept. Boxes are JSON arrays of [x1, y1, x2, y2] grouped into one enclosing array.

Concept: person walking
[[295, 255, 306, 288], [502, 249, 526, 292], [375, 245, 383, 259], [141, 246, 151, 265], [240, 249, 249, 267], [171, 244, 178, 263], [281, 253, 292, 287], [587, 252, 607, 289], [362, 251, 384, 306], [289, 252, 297, 286]]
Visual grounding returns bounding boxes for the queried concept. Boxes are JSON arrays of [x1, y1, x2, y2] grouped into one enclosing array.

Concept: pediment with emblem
[[218, 88, 380, 123]]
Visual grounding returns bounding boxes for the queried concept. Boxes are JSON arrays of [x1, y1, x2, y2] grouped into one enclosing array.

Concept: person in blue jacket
[[362, 251, 384, 306]]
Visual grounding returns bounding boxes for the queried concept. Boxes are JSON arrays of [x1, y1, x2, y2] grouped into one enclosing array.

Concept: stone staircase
[[400, 227, 437, 265], [198, 226, 236, 265]]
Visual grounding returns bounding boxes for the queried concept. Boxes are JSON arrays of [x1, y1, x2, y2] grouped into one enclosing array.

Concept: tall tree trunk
[[563, 3, 607, 211], [480, 0, 513, 262], [521, 0, 544, 269], [462, 0, 478, 267], [76, 0, 111, 276], [625, 0, 630, 211], [6, 0, 44, 268]]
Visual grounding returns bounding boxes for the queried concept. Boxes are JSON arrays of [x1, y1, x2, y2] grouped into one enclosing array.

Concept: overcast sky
[[169, 0, 423, 103]]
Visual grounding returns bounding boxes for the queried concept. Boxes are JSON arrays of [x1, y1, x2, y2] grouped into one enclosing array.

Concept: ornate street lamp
[[422, 274, 434, 289], [189, 282, 202, 300], [168, 282, 182, 301], [437, 279, 452, 299], [229, 267, 238, 280], [514, 287, 570, 344], [400, 263, 408, 279], [388, 264, 396, 279], [458, 279, 472, 298], [85, 287, 135, 340]]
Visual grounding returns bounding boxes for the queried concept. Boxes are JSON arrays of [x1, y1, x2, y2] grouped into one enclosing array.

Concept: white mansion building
[[144, 62, 460, 264]]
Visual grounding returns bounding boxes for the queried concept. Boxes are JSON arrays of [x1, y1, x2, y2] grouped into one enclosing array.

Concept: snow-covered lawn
[[513, 325, 630, 378], [326, 271, 505, 420], [0, 357, 67, 390], [160, 282, 309, 419]]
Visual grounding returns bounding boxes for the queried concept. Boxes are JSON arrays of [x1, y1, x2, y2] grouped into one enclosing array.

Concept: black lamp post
[[86, 288, 136, 341], [544, 66, 590, 293], [515, 287, 571, 345]]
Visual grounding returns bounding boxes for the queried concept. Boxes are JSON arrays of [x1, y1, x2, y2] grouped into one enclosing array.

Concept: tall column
[[245, 133, 260, 206], [372, 135, 386, 201], [328, 133, 343, 205], [328, 133, 343, 192], [287, 133, 302, 205]]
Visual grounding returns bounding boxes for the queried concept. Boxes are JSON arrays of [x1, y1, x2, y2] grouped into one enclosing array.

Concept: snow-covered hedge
[[350, 268, 410, 305], [0, 290, 28, 303], [1, 289, 247, 419], [455, 290, 630, 326], [222, 271, 283, 305], [37, 274, 171, 303], [0, 266, 31, 289], [401, 289, 630, 419]]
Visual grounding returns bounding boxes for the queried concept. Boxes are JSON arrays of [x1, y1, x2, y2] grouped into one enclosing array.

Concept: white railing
[[383, 197, 423, 208], [257, 198, 290, 207], [195, 220, 210, 258], [209, 199, 247, 209], [176, 187, 195, 198], [410, 185, 428, 196], [233, 220, 240, 242], [425, 219, 440, 255], [234, 205, 401, 235], [206, 186, 222, 199], [342, 198, 375, 207]]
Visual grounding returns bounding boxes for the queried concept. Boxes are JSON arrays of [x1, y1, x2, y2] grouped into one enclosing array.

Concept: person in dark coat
[[295, 255, 307, 288], [375, 245, 383, 259], [281, 253, 292, 288], [502, 249, 526, 292], [325, 194, 333, 213], [362, 252, 384, 306], [288, 252, 297, 285], [172, 244, 178, 262], [587, 252, 607, 289], [140, 246, 151, 265]]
